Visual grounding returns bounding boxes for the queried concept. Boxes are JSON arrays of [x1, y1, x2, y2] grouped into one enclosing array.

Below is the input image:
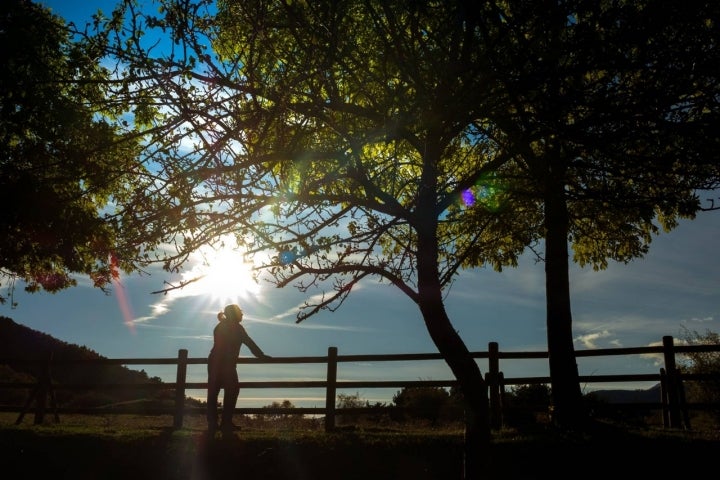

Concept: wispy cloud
[[684, 316, 715, 324], [575, 330, 612, 349]]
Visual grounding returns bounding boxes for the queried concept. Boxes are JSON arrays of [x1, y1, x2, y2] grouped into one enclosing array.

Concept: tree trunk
[[419, 293, 491, 480], [544, 181, 587, 430], [414, 146, 492, 478], [416, 213, 491, 478]]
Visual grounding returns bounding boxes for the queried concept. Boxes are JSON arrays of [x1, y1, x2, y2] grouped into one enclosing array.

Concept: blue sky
[[7, 1, 719, 408]]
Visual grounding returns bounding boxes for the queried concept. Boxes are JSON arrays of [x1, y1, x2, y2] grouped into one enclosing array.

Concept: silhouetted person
[[207, 304, 270, 436]]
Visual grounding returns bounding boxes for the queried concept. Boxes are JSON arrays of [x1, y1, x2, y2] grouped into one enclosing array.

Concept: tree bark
[[544, 179, 587, 430], [419, 292, 491, 480], [415, 206, 491, 478]]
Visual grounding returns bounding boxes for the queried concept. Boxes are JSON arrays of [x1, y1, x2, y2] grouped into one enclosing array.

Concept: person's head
[[223, 304, 243, 323]]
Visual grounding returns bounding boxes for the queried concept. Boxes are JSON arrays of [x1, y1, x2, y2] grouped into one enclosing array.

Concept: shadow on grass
[[1, 421, 717, 479]]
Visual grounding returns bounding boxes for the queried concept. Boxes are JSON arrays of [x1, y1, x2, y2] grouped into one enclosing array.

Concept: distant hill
[[0, 316, 200, 409], [0, 315, 118, 362], [0, 315, 153, 382], [589, 384, 662, 403]]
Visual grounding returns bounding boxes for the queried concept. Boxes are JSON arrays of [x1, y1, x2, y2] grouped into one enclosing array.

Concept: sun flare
[[188, 240, 262, 306]]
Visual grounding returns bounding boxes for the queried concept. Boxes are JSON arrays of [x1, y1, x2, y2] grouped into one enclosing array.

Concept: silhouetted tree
[[91, 2, 541, 476], [467, 0, 720, 429], [0, 0, 146, 306]]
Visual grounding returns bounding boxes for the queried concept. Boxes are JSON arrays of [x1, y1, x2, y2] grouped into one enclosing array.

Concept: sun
[[189, 241, 262, 306]]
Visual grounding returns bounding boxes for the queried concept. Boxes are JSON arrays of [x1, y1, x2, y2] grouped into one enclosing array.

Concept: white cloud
[[575, 330, 612, 349]]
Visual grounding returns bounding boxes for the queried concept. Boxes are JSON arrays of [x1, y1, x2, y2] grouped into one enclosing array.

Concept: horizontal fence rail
[[1, 336, 719, 431]]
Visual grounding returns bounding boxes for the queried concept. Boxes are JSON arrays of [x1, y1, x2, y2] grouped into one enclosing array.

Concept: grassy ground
[[1, 413, 718, 479]]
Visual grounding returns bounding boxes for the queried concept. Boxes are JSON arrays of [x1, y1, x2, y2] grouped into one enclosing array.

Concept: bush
[[392, 386, 451, 425], [503, 383, 551, 427], [679, 327, 720, 428], [336, 392, 388, 426]]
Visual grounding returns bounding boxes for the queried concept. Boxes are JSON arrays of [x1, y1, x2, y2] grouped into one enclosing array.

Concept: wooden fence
[[1, 335, 718, 431]]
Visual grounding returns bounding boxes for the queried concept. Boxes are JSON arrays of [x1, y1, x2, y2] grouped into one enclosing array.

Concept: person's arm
[[238, 324, 270, 358]]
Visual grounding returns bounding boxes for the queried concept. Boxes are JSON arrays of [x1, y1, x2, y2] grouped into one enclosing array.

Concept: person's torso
[[210, 321, 244, 362]]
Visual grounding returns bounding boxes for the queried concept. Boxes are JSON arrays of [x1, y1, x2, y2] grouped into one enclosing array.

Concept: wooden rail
[[1, 335, 718, 431]]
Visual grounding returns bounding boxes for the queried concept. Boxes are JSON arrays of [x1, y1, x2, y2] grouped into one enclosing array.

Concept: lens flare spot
[[279, 250, 297, 265], [461, 188, 476, 206], [459, 174, 504, 212]]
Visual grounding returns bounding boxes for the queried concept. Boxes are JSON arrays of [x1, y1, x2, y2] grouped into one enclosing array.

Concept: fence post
[[498, 371, 506, 429], [13, 351, 60, 425], [678, 375, 691, 430], [174, 349, 188, 429], [325, 346, 338, 432], [660, 368, 669, 428], [662, 336, 682, 428], [488, 342, 502, 430], [33, 353, 54, 425]]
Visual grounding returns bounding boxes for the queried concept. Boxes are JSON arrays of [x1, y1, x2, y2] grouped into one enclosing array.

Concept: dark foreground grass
[[1, 415, 718, 479]]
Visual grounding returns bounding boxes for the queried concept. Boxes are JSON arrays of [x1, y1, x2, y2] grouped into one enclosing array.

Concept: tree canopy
[[0, 0, 145, 306], [470, 0, 719, 427], [94, 1, 545, 475]]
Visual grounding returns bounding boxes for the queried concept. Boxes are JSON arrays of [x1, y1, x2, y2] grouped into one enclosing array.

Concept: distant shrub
[[336, 392, 388, 426], [503, 383, 551, 427], [679, 327, 720, 428], [257, 399, 301, 420], [392, 386, 454, 425]]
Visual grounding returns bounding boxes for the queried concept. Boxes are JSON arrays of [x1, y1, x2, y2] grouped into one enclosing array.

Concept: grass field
[[1, 413, 718, 479]]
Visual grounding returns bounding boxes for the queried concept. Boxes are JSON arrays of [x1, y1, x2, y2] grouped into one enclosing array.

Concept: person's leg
[[207, 366, 220, 432], [221, 371, 240, 432]]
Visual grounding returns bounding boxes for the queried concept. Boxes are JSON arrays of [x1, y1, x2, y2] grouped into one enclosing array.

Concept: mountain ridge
[[0, 316, 191, 408], [588, 384, 662, 403]]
